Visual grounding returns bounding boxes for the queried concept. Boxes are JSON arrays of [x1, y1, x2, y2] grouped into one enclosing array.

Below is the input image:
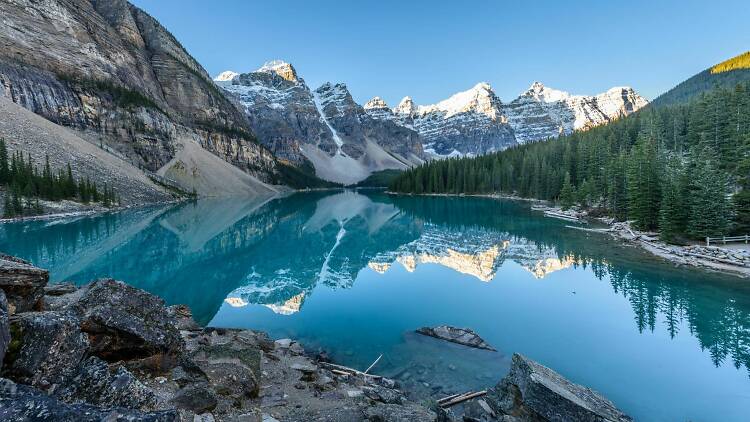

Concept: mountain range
[[217, 63, 648, 181], [2, 0, 737, 195]]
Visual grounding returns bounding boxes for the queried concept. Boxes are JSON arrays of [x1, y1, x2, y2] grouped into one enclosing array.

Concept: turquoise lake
[[2, 191, 750, 421]]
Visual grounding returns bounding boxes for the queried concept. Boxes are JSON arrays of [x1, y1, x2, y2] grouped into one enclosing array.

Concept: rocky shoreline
[[0, 254, 633, 421], [531, 204, 750, 278]]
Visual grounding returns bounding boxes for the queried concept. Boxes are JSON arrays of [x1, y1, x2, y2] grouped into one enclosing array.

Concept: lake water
[[2, 191, 750, 421]]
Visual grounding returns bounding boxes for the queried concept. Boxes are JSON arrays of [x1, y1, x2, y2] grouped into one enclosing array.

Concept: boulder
[[0, 290, 9, 364], [364, 402, 437, 421], [487, 354, 632, 422], [3, 311, 88, 392], [68, 279, 183, 361], [189, 332, 262, 402], [0, 254, 48, 314], [55, 356, 158, 411], [0, 377, 177, 422], [170, 382, 218, 413], [416, 326, 496, 351]]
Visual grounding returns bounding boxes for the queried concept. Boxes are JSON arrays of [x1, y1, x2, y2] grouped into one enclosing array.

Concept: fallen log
[[436, 392, 462, 405], [439, 390, 488, 408]]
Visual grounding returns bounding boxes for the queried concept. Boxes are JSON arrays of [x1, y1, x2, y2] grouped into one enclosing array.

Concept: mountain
[[505, 82, 649, 143], [652, 51, 750, 107], [0, 0, 289, 196], [365, 82, 647, 157], [216, 61, 424, 185], [365, 83, 516, 158]]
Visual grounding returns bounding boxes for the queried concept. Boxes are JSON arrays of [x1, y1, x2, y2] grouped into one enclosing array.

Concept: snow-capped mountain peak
[[394, 96, 416, 116], [256, 60, 299, 82], [420, 82, 501, 119], [214, 70, 239, 82], [523, 82, 572, 103], [364, 96, 389, 110]]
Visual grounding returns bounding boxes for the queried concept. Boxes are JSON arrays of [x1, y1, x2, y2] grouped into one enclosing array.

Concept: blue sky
[[131, 0, 750, 106]]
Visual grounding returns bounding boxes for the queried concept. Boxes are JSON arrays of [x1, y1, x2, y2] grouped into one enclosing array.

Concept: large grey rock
[[0, 254, 48, 314], [487, 354, 632, 422], [56, 356, 158, 411], [416, 326, 496, 351], [170, 382, 218, 413], [187, 330, 262, 405], [3, 311, 88, 392], [0, 377, 176, 421], [0, 290, 8, 365], [69, 279, 183, 361]]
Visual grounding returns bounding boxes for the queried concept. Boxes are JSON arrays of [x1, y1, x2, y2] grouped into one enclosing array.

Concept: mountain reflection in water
[[2, 191, 750, 421]]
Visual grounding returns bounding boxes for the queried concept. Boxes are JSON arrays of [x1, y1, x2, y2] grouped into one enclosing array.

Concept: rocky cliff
[[365, 82, 648, 157], [0, 0, 281, 196], [217, 61, 424, 185]]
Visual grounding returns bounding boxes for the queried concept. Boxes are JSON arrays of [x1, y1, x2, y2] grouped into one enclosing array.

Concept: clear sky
[[131, 0, 750, 106]]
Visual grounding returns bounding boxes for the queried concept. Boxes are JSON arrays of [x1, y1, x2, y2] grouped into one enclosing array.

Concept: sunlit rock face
[[264, 293, 306, 315]]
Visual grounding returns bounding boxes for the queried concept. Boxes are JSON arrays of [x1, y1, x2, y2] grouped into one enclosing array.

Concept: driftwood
[[436, 393, 462, 405], [565, 225, 611, 233], [543, 211, 580, 222], [364, 354, 382, 374], [438, 390, 488, 408], [319, 362, 382, 379]]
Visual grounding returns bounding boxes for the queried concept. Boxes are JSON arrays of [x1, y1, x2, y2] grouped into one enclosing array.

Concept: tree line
[[390, 83, 750, 241], [1, 139, 119, 218]]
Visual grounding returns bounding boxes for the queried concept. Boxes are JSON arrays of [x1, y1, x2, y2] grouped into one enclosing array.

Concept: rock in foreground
[[487, 353, 632, 422], [0, 378, 176, 422], [0, 254, 48, 314], [68, 279, 184, 361], [416, 325, 497, 351]]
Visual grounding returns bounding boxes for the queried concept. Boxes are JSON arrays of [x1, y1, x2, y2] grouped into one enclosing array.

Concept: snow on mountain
[[217, 61, 424, 184], [504, 82, 648, 143], [256, 59, 299, 82], [214, 70, 239, 82], [366, 83, 516, 157], [367, 81, 649, 154]]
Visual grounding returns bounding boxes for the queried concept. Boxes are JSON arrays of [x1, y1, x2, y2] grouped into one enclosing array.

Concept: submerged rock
[[487, 353, 632, 422], [3, 311, 88, 392], [68, 279, 184, 361], [0, 378, 176, 422], [0, 254, 48, 314], [416, 326, 497, 351]]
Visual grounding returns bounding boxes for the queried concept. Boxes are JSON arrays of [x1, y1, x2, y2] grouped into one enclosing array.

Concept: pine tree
[[0, 139, 8, 185], [559, 172, 576, 210]]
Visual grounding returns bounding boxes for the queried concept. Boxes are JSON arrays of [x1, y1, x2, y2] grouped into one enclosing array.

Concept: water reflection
[[1, 191, 750, 381]]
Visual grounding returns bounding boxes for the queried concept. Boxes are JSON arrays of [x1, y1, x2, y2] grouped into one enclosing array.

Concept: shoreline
[[388, 191, 750, 278]]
